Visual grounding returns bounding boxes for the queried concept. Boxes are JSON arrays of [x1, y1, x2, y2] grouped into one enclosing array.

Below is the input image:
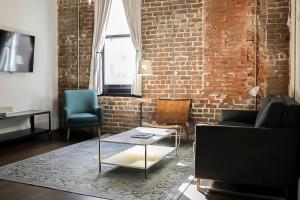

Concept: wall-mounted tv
[[0, 29, 35, 73]]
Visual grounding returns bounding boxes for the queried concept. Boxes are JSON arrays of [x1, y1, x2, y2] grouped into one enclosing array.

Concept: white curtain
[[89, 0, 112, 94], [122, 0, 142, 96]]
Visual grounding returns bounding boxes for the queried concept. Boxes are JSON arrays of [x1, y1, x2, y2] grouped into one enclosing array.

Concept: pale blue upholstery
[[64, 90, 103, 139], [69, 113, 99, 124]]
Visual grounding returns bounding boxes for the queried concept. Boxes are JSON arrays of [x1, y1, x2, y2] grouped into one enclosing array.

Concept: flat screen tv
[[0, 29, 35, 73]]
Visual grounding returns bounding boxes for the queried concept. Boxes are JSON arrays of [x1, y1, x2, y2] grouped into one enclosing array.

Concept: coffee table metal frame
[[99, 127, 178, 178]]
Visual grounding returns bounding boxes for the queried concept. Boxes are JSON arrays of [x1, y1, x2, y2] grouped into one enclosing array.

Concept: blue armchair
[[64, 90, 104, 141]]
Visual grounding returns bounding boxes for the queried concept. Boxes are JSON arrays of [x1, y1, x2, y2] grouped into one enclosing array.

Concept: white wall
[[0, 0, 58, 133]]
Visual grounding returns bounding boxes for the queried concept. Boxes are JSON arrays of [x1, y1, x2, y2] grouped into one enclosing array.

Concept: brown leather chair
[[144, 98, 191, 140]]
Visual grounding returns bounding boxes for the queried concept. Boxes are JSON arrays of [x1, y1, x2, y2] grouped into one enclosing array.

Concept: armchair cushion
[[281, 96, 300, 129], [220, 110, 258, 125], [64, 90, 98, 115], [255, 96, 285, 128], [218, 121, 253, 127], [69, 113, 99, 124]]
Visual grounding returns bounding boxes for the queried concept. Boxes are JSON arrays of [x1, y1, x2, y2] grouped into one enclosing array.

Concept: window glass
[[102, 0, 136, 95], [104, 37, 135, 85], [106, 0, 130, 35]]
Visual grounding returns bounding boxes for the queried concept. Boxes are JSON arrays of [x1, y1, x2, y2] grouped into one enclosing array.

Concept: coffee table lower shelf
[[100, 145, 176, 177]]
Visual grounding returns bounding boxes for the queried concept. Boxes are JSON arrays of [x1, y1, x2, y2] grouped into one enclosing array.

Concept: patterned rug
[[0, 137, 194, 200]]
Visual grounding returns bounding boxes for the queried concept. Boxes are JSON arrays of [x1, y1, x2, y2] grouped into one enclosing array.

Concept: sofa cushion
[[255, 96, 270, 123], [281, 96, 300, 129], [218, 121, 254, 127], [255, 97, 285, 128], [69, 113, 98, 124]]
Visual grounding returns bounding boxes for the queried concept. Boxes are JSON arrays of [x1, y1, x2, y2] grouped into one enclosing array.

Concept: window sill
[[98, 93, 141, 98]]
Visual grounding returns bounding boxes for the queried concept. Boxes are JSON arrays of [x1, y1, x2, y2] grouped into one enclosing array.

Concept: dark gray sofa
[[195, 96, 300, 199]]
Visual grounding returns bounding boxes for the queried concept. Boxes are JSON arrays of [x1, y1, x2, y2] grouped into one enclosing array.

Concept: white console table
[[0, 110, 51, 142]]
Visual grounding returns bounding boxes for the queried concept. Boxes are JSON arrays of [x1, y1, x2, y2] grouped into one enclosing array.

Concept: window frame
[[101, 34, 135, 97]]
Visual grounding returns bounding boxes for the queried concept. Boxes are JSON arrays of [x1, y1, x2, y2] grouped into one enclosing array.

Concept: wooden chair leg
[[184, 124, 189, 140], [97, 127, 101, 138], [177, 126, 182, 148], [67, 128, 70, 141]]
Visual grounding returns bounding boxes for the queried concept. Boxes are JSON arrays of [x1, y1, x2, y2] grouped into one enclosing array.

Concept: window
[[102, 0, 136, 96]]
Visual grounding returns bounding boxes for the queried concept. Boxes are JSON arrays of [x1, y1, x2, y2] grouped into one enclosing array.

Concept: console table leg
[[145, 145, 147, 179], [48, 112, 52, 136], [99, 140, 102, 172], [30, 116, 35, 133]]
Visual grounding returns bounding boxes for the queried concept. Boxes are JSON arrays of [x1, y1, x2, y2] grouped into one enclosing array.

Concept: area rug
[[0, 137, 194, 200]]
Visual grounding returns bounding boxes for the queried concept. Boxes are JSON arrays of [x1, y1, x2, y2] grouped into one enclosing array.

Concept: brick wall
[[58, 0, 94, 127], [57, 0, 291, 135], [265, 0, 290, 96], [202, 0, 256, 121]]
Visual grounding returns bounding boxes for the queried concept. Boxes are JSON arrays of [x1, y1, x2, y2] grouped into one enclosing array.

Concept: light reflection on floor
[[180, 180, 207, 200]]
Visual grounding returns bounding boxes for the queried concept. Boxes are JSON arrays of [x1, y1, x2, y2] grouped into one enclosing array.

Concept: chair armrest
[[195, 124, 298, 187], [93, 105, 104, 125], [220, 109, 258, 124]]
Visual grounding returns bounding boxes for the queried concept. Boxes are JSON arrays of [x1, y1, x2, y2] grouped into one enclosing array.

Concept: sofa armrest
[[195, 124, 298, 187], [220, 109, 258, 124]]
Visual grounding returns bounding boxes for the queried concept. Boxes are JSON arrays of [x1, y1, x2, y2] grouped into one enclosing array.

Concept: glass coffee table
[[99, 127, 178, 178]]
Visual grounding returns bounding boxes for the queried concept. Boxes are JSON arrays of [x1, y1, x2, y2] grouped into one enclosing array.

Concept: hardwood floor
[[0, 181, 101, 200], [0, 130, 288, 200]]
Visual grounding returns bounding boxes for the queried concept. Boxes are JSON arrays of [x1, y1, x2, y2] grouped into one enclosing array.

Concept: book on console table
[[0, 112, 11, 118], [0, 106, 14, 118]]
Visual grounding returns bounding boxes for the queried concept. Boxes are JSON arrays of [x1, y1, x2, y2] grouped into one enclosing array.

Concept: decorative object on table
[[64, 90, 104, 141], [143, 98, 191, 140], [195, 96, 300, 199], [0, 137, 194, 200], [0, 106, 13, 118], [99, 127, 178, 179]]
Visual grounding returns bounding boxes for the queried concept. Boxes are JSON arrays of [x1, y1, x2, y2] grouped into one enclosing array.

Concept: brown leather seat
[[144, 98, 191, 139]]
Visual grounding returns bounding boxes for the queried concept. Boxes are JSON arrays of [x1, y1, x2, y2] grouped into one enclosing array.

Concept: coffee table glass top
[[100, 127, 176, 145]]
